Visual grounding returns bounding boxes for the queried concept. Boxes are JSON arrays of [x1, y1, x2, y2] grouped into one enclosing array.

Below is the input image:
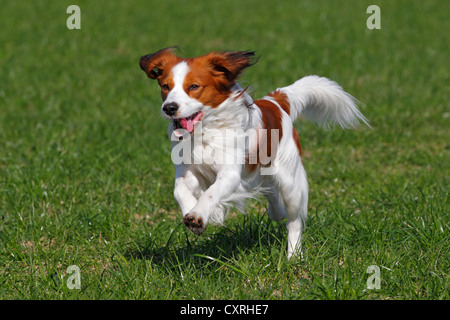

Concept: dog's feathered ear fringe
[[139, 46, 181, 79], [206, 50, 258, 88]]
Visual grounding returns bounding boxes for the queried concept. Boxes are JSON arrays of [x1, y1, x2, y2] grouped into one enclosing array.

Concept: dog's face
[[140, 48, 255, 133]]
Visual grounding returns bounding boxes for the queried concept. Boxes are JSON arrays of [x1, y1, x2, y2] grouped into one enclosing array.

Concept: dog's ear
[[207, 51, 258, 87], [139, 47, 180, 79]]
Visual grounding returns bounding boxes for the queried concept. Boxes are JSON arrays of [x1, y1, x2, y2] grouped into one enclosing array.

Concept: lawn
[[0, 0, 448, 300]]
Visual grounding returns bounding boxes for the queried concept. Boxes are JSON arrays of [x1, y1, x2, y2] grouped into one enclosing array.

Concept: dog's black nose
[[162, 102, 179, 116]]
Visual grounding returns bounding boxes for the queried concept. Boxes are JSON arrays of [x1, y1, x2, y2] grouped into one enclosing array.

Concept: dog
[[139, 47, 369, 258]]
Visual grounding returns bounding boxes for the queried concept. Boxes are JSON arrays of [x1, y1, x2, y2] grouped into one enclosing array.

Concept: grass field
[[0, 0, 448, 300]]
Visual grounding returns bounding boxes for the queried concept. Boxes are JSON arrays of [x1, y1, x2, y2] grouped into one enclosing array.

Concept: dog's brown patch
[[246, 99, 284, 172], [182, 51, 256, 108], [268, 90, 290, 115]]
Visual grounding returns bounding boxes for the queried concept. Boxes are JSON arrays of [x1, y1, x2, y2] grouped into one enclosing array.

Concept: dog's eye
[[188, 84, 200, 91], [161, 84, 170, 91]]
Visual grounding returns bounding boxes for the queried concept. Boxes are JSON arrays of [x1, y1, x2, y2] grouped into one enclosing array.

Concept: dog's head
[[140, 47, 256, 134]]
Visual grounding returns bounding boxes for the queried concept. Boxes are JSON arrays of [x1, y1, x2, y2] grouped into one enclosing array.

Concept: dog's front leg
[[183, 166, 241, 235], [173, 165, 201, 216]]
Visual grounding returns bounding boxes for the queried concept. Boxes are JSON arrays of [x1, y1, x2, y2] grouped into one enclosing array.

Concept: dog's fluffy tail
[[277, 75, 370, 129]]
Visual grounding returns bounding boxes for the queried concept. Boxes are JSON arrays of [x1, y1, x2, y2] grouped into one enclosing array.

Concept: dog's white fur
[[141, 51, 368, 258]]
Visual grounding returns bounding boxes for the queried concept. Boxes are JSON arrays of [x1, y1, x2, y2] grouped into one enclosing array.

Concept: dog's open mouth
[[173, 111, 203, 134]]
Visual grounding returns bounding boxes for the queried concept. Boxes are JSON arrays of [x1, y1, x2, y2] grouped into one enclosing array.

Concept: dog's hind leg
[[264, 186, 287, 221], [276, 156, 309, 259]]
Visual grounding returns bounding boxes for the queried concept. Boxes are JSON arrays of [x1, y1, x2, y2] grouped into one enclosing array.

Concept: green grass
[[0, 0, 448, 300]]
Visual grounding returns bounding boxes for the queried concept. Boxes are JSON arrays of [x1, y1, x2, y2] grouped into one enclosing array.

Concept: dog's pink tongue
[[179, 118, 193, 133], [180, 112, 202, 133]]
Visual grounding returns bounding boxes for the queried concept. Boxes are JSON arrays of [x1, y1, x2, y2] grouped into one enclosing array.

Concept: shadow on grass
[[125, 211, 288, 268]]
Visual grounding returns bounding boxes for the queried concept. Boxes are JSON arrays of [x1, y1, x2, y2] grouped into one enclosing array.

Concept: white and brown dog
[[140, 47, 368, 258]]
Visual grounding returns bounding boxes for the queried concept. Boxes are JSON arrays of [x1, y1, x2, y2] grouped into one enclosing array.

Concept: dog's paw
[[183, 213, 205, 235]]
